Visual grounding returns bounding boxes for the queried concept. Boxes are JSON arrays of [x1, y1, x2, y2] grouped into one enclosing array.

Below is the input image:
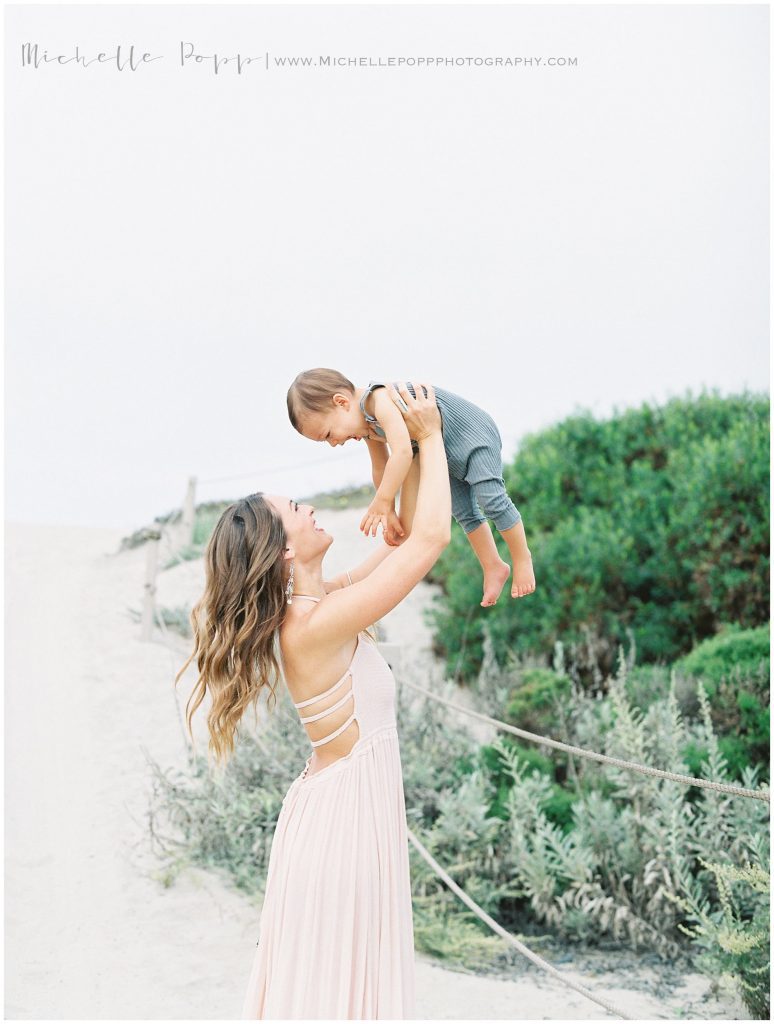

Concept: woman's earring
[[285, 559, 295, 604]]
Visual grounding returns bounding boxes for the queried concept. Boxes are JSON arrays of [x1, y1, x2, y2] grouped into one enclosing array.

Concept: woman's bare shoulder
[[279, 612, 359, 698]]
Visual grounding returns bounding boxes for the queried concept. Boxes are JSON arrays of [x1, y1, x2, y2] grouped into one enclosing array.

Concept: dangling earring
[[285, 558, 295, 604]]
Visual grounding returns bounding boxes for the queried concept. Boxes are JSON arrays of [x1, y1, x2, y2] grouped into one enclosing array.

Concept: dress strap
[[309, 710, 357, 747], [292, 594, 321, 603], [297, 686, 354, 724]]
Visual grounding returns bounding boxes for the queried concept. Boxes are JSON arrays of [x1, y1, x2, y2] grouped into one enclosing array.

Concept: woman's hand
[[359, 499, 406, 540], [389, 382, 442, 441], [383, 509, 408, 546]]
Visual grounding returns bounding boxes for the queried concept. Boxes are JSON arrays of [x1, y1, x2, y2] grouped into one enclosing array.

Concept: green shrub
[[488, 667, 770, 1010], [666, 851, 770, 1019], [154, 604, 193, 639], [667, 417, 769, 632], [192, 501, 232, 546], [119, 510, 182, 551], [162, 545, 204, 570], [505, 668, 572, 734], [673, 625, 770, 780], [429, 390, 769, 684], [298, 484, 373, 509], [674, 624, 769, 691]]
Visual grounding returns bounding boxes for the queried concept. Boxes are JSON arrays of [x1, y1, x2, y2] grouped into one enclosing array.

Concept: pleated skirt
[[240, 725, 415, 1019]]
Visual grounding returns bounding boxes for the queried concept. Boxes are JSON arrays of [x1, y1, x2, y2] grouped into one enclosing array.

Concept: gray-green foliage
[[398, 645, 769, 1011], [119, 509, 181, 551], [519, 668, 766, 1011], [154, 604, 193, 638], [162, 545, 204, 571], [665, 848, 770, 1019], [123, 487, 374, 557], [145, 644, 769, 1012], [127, 602, 192, 638], [146, 694, 309, 894], [671, 624, 770, 779], [395, 681, 527, 971], [298, 484, 373, 509]]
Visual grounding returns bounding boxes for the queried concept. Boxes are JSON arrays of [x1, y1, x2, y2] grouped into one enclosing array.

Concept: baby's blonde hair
[[287, 368, 355, 432]]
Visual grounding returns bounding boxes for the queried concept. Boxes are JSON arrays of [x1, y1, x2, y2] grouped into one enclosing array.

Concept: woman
[[178, 382, 450, 1019]]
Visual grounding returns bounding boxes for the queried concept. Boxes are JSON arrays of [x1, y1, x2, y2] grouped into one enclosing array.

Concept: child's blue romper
[[358, 380, 521, 535]]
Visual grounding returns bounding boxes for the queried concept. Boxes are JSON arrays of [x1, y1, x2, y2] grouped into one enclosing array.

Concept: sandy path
[[4, 516, 747, 1019]]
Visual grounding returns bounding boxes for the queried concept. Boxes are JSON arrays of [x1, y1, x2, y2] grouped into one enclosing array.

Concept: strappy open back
[[289, 596, 358, 751], [294, 659, 356, 747], [241, 592, 415, 1018], [284, 594, 359, 757]]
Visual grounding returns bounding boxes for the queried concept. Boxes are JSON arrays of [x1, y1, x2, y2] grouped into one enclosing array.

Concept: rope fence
[[400, 680, 771, 803], [139, 476, 769, 1018], [407, 827, 633, 1019]]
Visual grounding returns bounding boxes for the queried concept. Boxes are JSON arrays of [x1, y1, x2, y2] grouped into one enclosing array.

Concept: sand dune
[[4, 515, 748, 1019]]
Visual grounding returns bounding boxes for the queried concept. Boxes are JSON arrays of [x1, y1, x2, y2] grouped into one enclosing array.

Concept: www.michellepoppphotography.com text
[[20, 42, 578, 75]]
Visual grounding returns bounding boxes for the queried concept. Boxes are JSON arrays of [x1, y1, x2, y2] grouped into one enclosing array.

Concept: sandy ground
[[4, 513, 750, 1020]]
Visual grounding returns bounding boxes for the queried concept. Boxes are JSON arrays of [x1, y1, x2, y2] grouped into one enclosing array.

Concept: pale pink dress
[[240, 596, 416, 1019]]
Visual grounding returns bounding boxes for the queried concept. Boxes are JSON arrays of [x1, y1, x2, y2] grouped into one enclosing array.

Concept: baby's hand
[[360, 500, 405, 541]]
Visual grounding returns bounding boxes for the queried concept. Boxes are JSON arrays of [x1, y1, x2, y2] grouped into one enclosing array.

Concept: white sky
[[5, 3, 769, 529]]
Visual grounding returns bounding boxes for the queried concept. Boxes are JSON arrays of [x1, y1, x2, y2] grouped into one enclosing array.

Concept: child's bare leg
[[466, 460, 535, 601], [466, 522, 511, 607], [450, 474, 509, 606], [499, 520, 535, 597]]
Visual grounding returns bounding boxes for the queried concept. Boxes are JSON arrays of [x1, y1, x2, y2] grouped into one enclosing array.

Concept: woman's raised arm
[[323, 541, 395, 594], [304, 383, 450, 648]]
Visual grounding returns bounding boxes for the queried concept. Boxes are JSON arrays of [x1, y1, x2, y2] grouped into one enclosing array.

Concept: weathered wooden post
[[141, 528, 162, 641], [182, 476, 197, 546]]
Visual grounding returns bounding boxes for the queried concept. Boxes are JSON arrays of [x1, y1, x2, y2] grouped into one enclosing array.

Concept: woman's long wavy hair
[[175, 493, 289, 766]]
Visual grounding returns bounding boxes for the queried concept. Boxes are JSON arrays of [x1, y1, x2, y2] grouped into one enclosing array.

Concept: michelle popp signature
[[21, 42, 267, 74]]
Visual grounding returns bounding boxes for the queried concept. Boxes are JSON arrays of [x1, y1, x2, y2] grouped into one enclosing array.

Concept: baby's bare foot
[[511, 555, 536, 598], [481, 560, 511, 607]]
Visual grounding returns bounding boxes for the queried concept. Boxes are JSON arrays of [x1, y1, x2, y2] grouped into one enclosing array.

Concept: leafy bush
[[666, 850, 770, 1019], [162, 545, 204, 570], [674, 624, 769, 691], [673, 625, 770, 780], [145, 699, 310, 895], [429, 390, 769, 683], [298, 484, 373, 509], [505, 668, 572, 735], [153, 604, 193, 639], [486, 667, 769, 1016], [481, 664, 577, 825], [192, 501, 232, 546]]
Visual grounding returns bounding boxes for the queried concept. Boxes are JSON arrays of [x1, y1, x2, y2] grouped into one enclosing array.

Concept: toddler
[[286, 368, 535, 606]]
